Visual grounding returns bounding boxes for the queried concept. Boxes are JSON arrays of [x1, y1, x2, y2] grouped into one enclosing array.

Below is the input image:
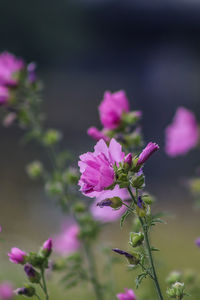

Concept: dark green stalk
[[40, 268, 49, 300], [127, 187, 164, 300]]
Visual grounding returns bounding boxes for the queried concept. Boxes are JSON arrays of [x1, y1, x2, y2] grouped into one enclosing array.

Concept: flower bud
[[112, 248, 140, 266], [73, 202, 86, 213], [137, 142, 159, 166], [43, 129, 62, 146], [24, 263, 41, 283], [15, 286, 35, 297], [27, 252, 48, 269], [130, 232, 144, 247], [131, 173, 145, 189], [63, 168, 79, 185], [41, 238, 53, 258], [166, 271, 182, 285], [8, 247, 27, 264], [124, 153, 132, 170], [97, 197, 123, 209], [136, 197, 146, 217], [45, 181, 63, 196], [26, 161, 43, 179], [167, 282, 185, 299]]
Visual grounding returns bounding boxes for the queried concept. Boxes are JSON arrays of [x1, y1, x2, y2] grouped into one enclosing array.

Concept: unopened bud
[[15, 286, 35, 297], [24, 263, 41, 283], [43, 129, 62, 146], [166, 271, 182, 285], [167, 282, 185, 299], [130, 232, 144, 247], [26, 161, 43, 179], [124, 153, 132, 170], [97, 197, 122, 209], [41, 238, 53, 258], [136, 196, 146, 217], [112, 248, 140, 266]]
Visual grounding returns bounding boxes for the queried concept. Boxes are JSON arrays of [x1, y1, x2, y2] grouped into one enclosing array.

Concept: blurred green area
[[1, 199, 200, 300]]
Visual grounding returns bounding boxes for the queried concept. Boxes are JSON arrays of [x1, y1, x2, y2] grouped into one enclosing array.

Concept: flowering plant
[[0, 52, 197, 300]]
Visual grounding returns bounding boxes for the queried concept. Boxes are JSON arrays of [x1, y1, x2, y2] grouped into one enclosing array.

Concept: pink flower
[[54, 224, 80, 256], [0, 282, 13, 300], [99, 90, 129, 129], [87, 127, 109, 142], [165, 107, 199, 157], [0, 86, 9, 105], [117, 288, 136, 300], [90, 185, 129, 223], [8, 247, 27, 264], [137, 142, 159, 166], [0, 52, 24, 86], [78, 138, 125, 198]]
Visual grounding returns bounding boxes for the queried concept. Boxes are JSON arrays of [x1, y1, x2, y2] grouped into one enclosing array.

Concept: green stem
[[84, 243, 103, 300], [35, 294, 42, 300], [40, 268, 49, 300], [127, 187, 164, 300]]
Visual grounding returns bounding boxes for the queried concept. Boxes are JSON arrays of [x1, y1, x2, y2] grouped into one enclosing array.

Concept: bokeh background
[[1, 1, 200, 299]]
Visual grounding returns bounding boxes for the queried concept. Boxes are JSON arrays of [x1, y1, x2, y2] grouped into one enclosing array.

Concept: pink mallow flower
[[90, 185, 129, 223], [8, 247, 27, 264], [0, 86, 9, 105], [137, 142, 159, 166], [0, 282, 13, 300], [117, 288, 136, 300], [54, 224, 80, 256], [78, 138, 125, 198], [0, 52, 24, 86], [87, 126, 109, 142], [99, 90, 129, 130], [165, 107, 199, 157]]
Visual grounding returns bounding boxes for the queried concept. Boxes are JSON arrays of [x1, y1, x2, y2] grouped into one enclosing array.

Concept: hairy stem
[[40, 268, 49, 300], [127, 187, 164, 300]]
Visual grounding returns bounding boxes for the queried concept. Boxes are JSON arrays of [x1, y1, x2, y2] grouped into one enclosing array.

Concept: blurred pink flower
[[0, 282, 13, 300], [117, 288, 136, 300], [54, 224, 80, 256], [87, 127, 109, 142], [0, 86, 9, 105], [90, 185, 129, 223], [0, 52, 24, 86], [78, 138, 125, 198], [99, 90, 129, 129], [165, 107, 199, 157]]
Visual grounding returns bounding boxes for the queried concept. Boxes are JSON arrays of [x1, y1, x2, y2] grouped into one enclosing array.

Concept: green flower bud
[[167, 282, 185, 299], [166, 271, 182, 285], [26, 161, 43, 179], [142, 194, 155, 205], [27, 252, 48, 269], [63, 168, 79, 185], [130, 232, 144, 247], [45, 181, 63, 196], [97, 197, 123, 209], [73, 202, 86, 213], [131, 174, 145, 189], [43, 129, 62, 146]]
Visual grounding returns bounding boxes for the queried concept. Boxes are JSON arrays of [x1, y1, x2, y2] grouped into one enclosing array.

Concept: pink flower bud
[[137, 142, 159, 166], [8, 247, 27, 264], [124, 153, 132, 166], [42, 238, 53, 257]]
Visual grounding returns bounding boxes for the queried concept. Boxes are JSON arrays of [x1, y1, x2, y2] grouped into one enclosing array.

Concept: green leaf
[[150, 246, 160, 252], [135, 273, 147, 288], [120, 210, 130, 227]]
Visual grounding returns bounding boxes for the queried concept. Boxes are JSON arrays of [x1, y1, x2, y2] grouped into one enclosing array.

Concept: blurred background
[[1, 0, 200, 299]]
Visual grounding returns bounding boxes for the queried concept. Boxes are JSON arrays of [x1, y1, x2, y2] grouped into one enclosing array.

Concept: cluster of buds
[[8, 238, 52, 298], [166, 282, 187, 299], [115, 142, 159, 190]]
